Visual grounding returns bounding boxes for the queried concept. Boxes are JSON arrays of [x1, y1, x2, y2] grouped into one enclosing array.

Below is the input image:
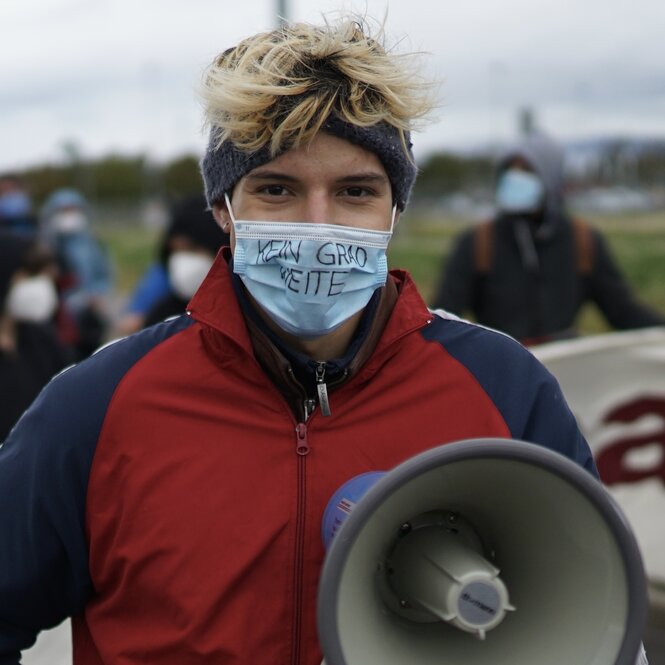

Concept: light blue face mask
[[226, 194, 395, 338], [496, 168, 545, 214]]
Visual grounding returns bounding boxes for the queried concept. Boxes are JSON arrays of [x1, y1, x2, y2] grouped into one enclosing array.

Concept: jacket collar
[[187, 247, 432, 384]]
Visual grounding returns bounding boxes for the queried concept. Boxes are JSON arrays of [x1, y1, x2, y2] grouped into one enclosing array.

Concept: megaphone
[[318, 438, 647, 665]]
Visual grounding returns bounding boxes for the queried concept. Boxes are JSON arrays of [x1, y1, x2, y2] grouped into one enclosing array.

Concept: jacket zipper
[[315, 362, 332, 417], [291, 422, 309, 665], [290, 364, 347, 662]]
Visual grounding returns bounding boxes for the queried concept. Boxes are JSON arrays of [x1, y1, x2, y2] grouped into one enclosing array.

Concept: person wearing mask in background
[[432, 132, 665, 345], [143, 194, 229, 327], [0, 231, 72, 440], [41, 188, 114, 359], [0, 17, 648, 665], [0, 174, 38, 235]]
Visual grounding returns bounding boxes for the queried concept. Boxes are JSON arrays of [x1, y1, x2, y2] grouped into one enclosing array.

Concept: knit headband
[[200, 116, 416, 212]]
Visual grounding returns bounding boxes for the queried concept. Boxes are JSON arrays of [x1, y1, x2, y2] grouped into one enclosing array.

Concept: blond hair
[[200, 16, 435, 156]]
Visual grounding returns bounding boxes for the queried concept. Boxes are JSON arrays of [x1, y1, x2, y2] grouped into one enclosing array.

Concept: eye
[[342, 186, 374, 198], [259, 184, 290, 197]]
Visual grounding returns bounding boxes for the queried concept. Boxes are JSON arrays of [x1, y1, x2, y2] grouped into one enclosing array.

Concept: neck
[[280, 314, 363, 361]]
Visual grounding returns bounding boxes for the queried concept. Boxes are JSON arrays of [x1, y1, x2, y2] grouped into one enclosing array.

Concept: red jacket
[[0, 253, 594, 664]]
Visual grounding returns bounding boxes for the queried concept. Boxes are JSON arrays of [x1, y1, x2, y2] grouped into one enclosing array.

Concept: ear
[[212, 202, 231, 233]]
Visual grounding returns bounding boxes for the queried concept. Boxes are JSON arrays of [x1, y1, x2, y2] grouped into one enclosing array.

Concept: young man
[[0, 17, 637, 665]]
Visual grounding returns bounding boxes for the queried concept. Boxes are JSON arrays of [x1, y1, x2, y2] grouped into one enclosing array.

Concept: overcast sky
[[2, 0, 665, 171]]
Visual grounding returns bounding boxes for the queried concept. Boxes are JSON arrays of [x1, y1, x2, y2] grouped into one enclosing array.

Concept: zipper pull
[[315, 362, 332, 417], [303, 398, 317, 421], [295, 422, 310, 456]]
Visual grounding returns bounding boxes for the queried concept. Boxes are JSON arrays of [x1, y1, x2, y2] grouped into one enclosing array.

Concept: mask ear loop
[[389, 205, 397, 234], [224, 193, 237, 225]]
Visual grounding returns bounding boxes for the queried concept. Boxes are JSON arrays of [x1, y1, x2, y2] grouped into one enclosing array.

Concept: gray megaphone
[[318, 438, 647, 665]]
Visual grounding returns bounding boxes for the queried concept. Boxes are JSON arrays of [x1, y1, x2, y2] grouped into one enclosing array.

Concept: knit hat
[[200, 116, 416, 212], [41, 188, 88, 218], [159, 194, 230, 265]]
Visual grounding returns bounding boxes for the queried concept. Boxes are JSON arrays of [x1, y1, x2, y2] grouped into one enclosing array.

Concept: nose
[[301, 191, 333, 224]]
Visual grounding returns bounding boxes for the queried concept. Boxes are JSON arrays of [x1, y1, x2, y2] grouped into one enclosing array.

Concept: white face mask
[[49, 210, 88, 233], [168, 251, 214, 300], [6, 275, 59, 323]]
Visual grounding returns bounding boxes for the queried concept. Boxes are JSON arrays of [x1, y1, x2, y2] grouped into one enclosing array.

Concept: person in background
[[432, 132, 665, 345], [0, 231, 72, 440], [116, 195, 229, 333], [0, 174, 37, 235], [143, 194, 229, 327], [0, 17, 647, 665], [40, 188, 114, 359], [115, 260, 171, 335]]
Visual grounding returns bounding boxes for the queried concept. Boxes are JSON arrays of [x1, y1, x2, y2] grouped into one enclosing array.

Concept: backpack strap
[[474, 217, 594, 276], [572, 218, 594, 275], [473, 220, 494, 273]]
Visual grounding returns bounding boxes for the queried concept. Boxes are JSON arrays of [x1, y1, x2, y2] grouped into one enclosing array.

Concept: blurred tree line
[[18, 154, 203, 209], [572, 141, 665, 187], [412, 153, 494, 200], [12, 139, 665, 211]]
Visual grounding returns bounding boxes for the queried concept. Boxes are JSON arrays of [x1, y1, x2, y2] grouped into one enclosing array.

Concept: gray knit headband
[[200, 116, 416, 212]]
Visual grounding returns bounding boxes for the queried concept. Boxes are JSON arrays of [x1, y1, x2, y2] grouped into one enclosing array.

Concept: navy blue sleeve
[[0, 315, 193, 662], [424, 315, 598, 477]]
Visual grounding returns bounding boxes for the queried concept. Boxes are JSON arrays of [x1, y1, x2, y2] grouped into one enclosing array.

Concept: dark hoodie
[[432, 133, 664, 343], [0, 232, 71, 440]]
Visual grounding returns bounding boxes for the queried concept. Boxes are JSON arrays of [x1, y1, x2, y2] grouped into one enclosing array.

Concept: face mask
[[49, 210, 87, 233], [168, 251, 214, 300], [6, 275, 59, 323], [226, 193, 395, 338], [496, 168, 545, 214]]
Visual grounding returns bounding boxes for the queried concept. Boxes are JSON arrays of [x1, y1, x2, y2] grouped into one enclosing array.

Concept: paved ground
[[22, 623, 70, 665], [645, 603, 665, 664]]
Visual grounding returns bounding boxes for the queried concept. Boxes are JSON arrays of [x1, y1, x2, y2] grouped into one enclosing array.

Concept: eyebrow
[[244, 171, 389, 185], [244, 171, 299, 183], [336, 173, 389, 185]]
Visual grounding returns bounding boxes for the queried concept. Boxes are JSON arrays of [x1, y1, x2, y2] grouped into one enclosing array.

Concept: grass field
[[97, 209, 665, 336]]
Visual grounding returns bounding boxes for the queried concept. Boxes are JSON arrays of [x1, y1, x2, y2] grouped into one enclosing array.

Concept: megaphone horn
[[318, 438, 647, 665]]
